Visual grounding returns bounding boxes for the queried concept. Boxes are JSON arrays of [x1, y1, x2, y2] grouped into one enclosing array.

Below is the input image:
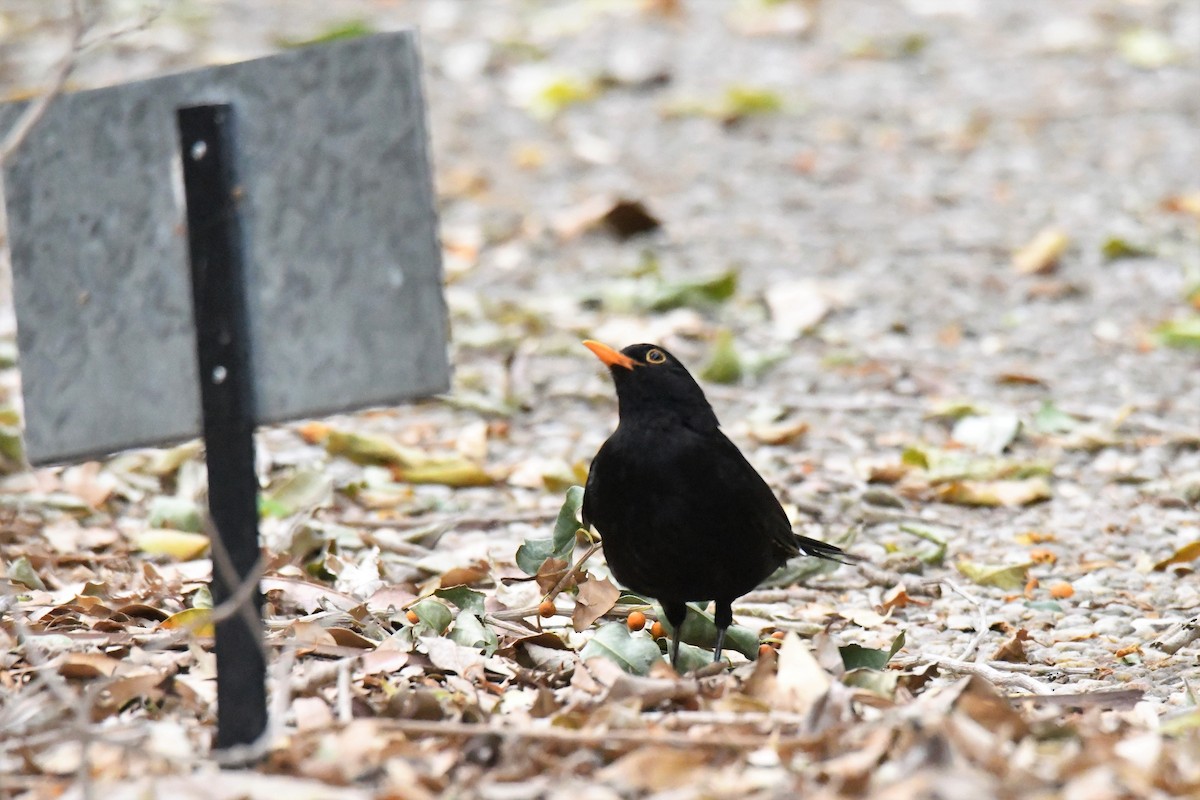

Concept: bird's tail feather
[[795, 534, 863, 565]]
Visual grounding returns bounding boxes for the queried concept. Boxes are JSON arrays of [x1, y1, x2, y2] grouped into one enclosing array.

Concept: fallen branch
[[1148, 615, 1200, 657]]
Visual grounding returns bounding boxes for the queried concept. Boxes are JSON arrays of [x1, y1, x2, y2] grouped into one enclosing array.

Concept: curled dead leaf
[[572, 575, 620, 632]]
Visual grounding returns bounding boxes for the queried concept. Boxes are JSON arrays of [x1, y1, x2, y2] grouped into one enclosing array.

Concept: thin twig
[[337, 507, 559, 531], [0, 0, 87, 164], [942, 579, 987, 662], [374, 717, 821, 750], [336, 659, 353, 724], [1148, 615, 1200, 657], [890, 654, 1057, 695], [543, 536, 603, 603]]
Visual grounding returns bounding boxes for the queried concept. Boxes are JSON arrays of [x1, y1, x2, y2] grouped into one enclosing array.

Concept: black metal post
[[176, 103, 267, 751]]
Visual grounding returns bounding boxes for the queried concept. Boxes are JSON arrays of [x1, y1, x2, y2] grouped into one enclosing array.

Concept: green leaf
[[449, 612, 499, 655], [898, 523, 947, 566], [1101, 237, 1154, 261], [410, 598, 453, 635], [838, 631, 904, 671], [579, 622, 662, 675], [554, 486, 586, 551], [1155, 317, 1200, 348], [148, 496, 204, 533], [656, 603, 758, 659], [435, 586, 487, 616], [517, 485, 584, 576], [699, 330, 744, 385], [277, 19, 375, 49], [261, 468, 332, 518], [956, 560, 1033, 591], [649, 269, 738, 311], [191, 585, 213, 610], [842, 667, 899, 697], [8, 556, 45, 591], [672, 641, 713, 673], [515, 537, 558, 576], [1033, 402, 1080, 434], [900, 446, 930, 469], [0, 407, 24, 469], [839, 643, 889, 671], [721, 85, 783, 118], [1024, 600, 1064, 613]]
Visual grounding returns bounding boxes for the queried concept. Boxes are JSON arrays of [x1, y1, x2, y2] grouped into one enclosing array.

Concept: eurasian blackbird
[[581, 340, 858, 667]]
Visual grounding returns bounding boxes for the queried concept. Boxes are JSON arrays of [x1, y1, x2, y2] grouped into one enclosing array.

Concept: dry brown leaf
[[747, 417, 810, 446], [59, 652, 122, 679], [598, 746, 713, 793], [359, 647, 409, 675], [534, 557, 572, 595], [265, 576, 363, 613], [436, 562, 491, 589], [61, 461, 116, 508], [326, 627, 377, 649], [291, 620, 338, 647], [991, 628, 1030, 663], [552, 196, 660, 241], [867, 463, 911, 484], [951, 676, 1030, 739], [1162, 191, 1200, 219], [423, 637, 486, 677], [92, 670, 168, 720], [773, 632, 831, 715], [572, 575, 620, 632], [880, 583, 928, 612]]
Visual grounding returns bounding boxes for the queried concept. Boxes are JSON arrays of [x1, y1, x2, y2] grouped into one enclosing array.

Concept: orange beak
[[583, 340, 638, 370]]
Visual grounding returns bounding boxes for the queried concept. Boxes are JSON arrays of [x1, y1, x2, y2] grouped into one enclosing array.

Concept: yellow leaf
[[956, 560, 1033, 591], [1154, 541, 1200, 572], [134, 529, 210, 560], [160, 607, 214, 637], [396, 460, 494, 487], [936, 478, 1051, 507], [1013, 227, 1069, 275]]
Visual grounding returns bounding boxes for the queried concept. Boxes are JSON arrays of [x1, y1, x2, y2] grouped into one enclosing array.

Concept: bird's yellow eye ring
[[645, 349, 666, 364]]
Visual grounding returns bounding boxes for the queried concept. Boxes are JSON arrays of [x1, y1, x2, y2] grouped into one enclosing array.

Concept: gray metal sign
[[1, 31, 449, 464]]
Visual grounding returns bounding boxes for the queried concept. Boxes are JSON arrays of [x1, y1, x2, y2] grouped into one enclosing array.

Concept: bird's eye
[[645, 349, 666, 364]]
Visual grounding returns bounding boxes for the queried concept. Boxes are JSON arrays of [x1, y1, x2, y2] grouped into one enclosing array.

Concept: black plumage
[[581, 340, 857, 667]]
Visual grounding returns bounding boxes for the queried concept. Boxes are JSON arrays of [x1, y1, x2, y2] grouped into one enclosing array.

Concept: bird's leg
[[713, 599, 733, 664], [662, 601, 688, 669]]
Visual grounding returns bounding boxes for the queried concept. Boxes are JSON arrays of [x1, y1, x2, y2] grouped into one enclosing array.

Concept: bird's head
[[583, 340, 719, 431]]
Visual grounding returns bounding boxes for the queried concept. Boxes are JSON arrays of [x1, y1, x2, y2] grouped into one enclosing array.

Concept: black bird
[[581, 340, 857, 667]]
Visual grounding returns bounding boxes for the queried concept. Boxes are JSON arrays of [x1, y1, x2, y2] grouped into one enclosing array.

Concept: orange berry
[[1029, 548, 1057, 564], [1049, 582, 1074, 599], [650, 621, 666, 639], [405, 609, 420, 625], [627, 610, 646, 631], [538, 599, 556, 618]]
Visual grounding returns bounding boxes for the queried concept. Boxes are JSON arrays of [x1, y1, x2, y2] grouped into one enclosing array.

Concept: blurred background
[[1, 0, 1199, 463]]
